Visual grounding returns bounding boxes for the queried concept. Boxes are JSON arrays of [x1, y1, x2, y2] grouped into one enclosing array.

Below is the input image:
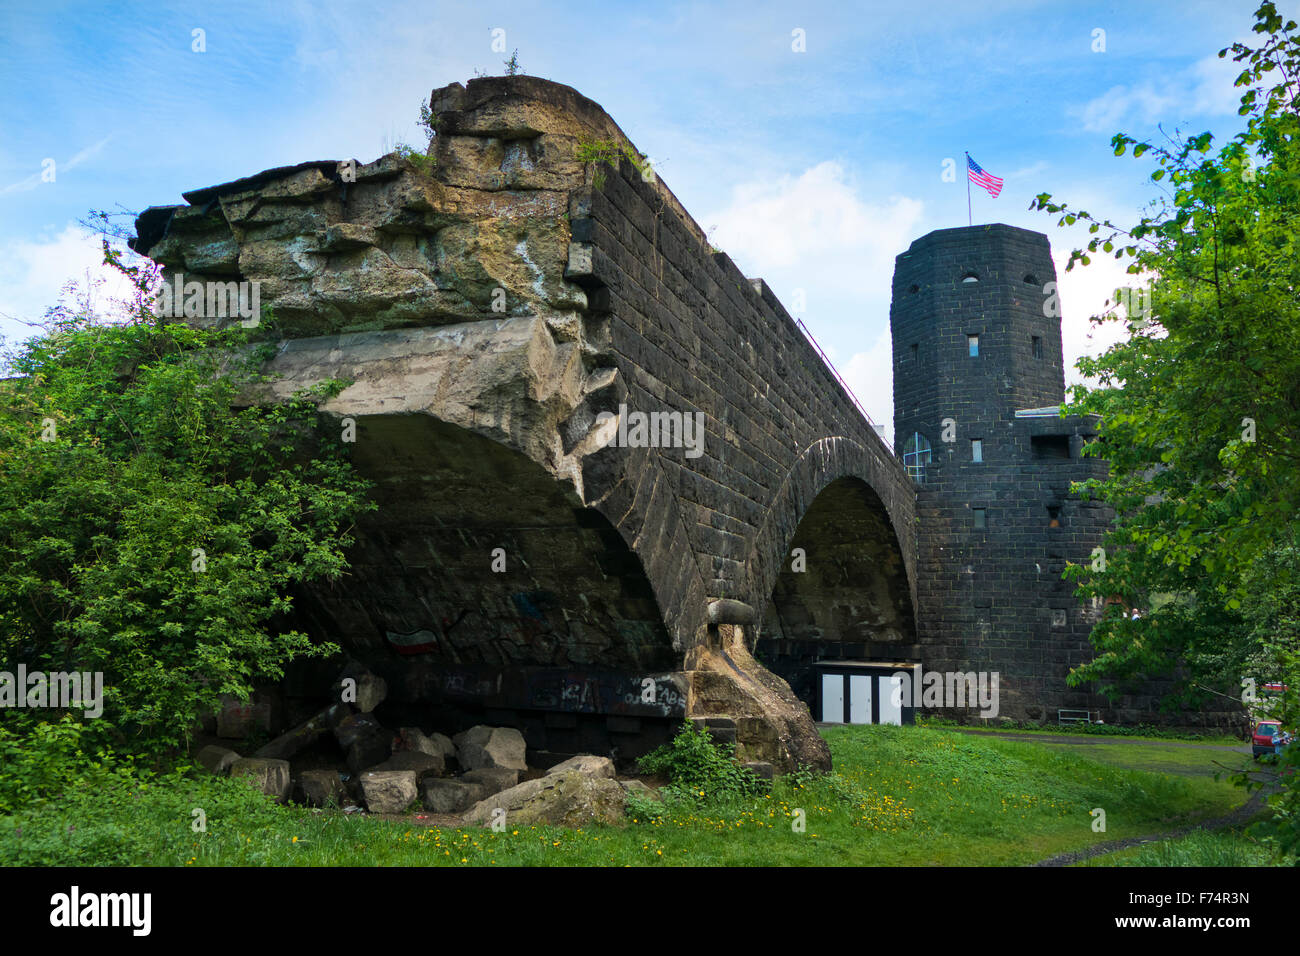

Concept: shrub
[[0, 716, 139, 814], [0, 249, 373, 755], [637, 721, 765, 802]]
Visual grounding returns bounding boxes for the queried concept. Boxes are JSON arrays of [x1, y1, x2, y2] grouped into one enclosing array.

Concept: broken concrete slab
[[420, 777, 486, 814], [546, 755, 615, 779], [255, 703, 351, 761], [195, 744, 240, 776], [298, 769, 346, 807], [454, 725, 527, 771], [461, 767, 519, 797], [463, 770, 626, 828], [399, 727, 456, 761], [333, 712, 393, 774], [359, 770, 418, 814], [368, 750, 444, 778], [230, 757, 291, 802]]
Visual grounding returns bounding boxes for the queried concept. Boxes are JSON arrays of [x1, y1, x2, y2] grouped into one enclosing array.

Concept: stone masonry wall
[[131, 76, 920, 770], [565, 123, 917, 633], [891, 225, 1229, 726]]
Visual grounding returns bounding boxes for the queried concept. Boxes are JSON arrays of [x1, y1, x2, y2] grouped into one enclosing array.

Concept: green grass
[[1030, 739, 1253, 777], [0, 724, 1259, 866], [932, 720, 1243, 747], [1078, 829, 1293, 867]]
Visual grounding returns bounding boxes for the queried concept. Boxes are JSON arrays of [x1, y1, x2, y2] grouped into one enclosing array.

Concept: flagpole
[[965, 151, 972, 226]]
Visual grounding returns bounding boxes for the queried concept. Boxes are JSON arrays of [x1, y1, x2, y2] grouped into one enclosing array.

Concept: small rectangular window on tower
[[910, 343, 919, 361], [968, 334, 979, 357], [971, 439, 983, 462], [973, 507, 987, 529], [1032, 335, 1043, 359]]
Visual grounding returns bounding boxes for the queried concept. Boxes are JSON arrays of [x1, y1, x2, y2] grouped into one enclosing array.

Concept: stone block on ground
[[255, 703, 351, 761], [461, 767, 519, 796], [463, 771, 627, 828], [369, 750, 444, 778], [546, 754, 615, 779], [690, 715, 737, 748], [453, 725, 527, 771], [343, 773, 364, 806], [195, 744, 240, 776], [359, 770, 418, 814], [429, 732, 456, 760], [399, 727, 455, 760], [618, 779, 660, 800], [333, 712, 393, 774], [335, 662, 387, 713], [230, 757, 291, 802], [298, 769, 346, 807], [741, 761, 775, 781], [420, 777, 487, 814]]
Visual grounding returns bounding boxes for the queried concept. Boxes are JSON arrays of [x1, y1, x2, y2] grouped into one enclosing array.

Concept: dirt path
[[938, 726, 1268, 865], [1029, 789, 1270, 867]]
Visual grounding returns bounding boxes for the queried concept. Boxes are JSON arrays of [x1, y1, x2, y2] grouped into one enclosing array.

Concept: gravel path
[[1029, 789, 1270, 867], [937, 726, 1266, 865]]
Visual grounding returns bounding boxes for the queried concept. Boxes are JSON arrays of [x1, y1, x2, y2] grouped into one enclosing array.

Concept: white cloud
[[1053, 246, 1157, 392], [0, 136, 112, 196], [1005, 159, 1049, 182], [0, 225, 140, 349], [1188, 52, 1250, 116], [702, 160, 925, 435], [1075, 83, 1178, 136], [1, 168, 44, 196], [64, 135, 112, 173], [702, 158, 1156, 445], [1072, 51, 1243, 133], [708, 161, 924, 274], [840, 332, 896, 448]]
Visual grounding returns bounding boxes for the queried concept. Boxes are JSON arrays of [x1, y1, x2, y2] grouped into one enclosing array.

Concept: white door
[[876, 675, 903, 725], [821, 674, 844, 723], [849, 675, 872, 724]]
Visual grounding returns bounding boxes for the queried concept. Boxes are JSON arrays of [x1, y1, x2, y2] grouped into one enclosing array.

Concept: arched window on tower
[[903, 432, 932, 484]]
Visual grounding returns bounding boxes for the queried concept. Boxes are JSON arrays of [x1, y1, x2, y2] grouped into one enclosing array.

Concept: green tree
[[0, 241, 373, 755], [1031, 1, 1300, 697], [1031, 1, 1300, 857]]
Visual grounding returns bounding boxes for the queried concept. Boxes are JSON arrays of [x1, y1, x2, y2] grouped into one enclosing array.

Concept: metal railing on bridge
[[794, 318, 887, 446]]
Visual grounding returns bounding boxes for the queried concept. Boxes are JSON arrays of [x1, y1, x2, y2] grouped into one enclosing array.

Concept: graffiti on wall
[[418, 665, 686, 719]]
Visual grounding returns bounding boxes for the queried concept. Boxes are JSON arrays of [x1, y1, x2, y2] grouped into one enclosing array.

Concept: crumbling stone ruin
[[131, 76, 1229, 796], [195, 666, 637, 823]]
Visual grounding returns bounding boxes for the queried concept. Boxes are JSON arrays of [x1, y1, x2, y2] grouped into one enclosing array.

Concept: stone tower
[[890, 224, 1117, 723]]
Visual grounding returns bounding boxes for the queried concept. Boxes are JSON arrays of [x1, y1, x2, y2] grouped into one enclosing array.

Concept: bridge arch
[[744, 436, 917, 622], [287, 413, 686, 761], [744, 438, 918, 716]]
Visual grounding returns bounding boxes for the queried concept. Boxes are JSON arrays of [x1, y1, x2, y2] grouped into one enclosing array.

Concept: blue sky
[[1, 0, 1290, 438]]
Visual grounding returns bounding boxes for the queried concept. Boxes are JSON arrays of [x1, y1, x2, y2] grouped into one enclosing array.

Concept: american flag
[[967, 155, 1003, 198]]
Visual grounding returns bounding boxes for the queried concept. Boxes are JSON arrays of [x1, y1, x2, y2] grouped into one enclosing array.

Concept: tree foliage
[[0, 242, 373, 754], [1031, 2, 1300, 858], [1030, 2, 1300, 703]]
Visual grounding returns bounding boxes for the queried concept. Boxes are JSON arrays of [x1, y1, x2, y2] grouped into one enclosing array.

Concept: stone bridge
[[131, 76, 918, 772]]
